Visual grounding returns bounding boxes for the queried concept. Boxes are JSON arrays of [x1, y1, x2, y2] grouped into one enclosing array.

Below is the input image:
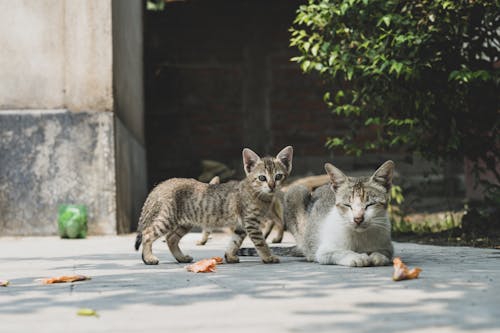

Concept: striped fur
[[135, 146, 293, 265]]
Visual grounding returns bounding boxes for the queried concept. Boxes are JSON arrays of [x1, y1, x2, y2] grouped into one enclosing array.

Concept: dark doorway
[[144, 0, 337, 187]]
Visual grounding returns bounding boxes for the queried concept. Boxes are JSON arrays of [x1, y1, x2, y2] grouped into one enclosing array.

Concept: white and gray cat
[[239, 161, 394, 267]]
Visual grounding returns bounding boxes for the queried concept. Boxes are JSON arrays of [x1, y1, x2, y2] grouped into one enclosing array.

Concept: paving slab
[[0, 233, 499, 333]]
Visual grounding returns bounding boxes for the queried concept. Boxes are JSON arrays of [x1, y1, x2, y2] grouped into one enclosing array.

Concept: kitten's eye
[[258, 175, 267, 182], [275, 174, 283, 181], [343, 204, 352, 209]]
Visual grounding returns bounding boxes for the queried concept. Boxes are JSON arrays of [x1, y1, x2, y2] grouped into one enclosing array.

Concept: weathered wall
[[112, 0, 148, 233], [0, 0, 113, 111], [0, 0, 118, 235], [0, 110, 116, 235]]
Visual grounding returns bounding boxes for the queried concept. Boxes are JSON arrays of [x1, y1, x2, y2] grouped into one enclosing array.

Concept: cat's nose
[[353, 216, 364, 225], [268, 181, 276, 191]]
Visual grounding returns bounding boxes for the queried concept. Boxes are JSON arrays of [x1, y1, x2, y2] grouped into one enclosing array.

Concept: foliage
[[290, 0, 500, 193], [147, 0, 165, 11]]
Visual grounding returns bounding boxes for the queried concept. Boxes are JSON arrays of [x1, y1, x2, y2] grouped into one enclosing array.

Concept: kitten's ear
[[276, 146, 293, 174], [242, 148, 261, 175], [324, 163, 347, 190], [371, 160, 395, 190]]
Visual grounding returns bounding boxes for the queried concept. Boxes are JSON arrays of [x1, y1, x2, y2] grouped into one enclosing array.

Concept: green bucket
[[58, 205, 88, 239]]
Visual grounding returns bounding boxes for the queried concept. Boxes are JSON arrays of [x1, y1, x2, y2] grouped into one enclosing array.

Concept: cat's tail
[[134, 232, 142, 251], [237, 246, 304, 257]]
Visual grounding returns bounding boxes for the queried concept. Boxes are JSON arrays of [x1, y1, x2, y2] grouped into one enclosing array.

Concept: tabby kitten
[[284, 161, 394, 266], [135, 146, 293, 265]]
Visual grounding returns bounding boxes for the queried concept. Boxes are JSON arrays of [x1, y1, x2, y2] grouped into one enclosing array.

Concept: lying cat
[[135, 146, 293, 265], [285, 160, 394, 266], [238, 161, 394, 267]]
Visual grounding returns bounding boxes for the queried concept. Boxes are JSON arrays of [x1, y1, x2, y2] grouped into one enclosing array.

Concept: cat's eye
[[258, 175, 267, 182], [365, 202, 376, 208], [343, 203, 352, 209], [275, 174, 283, 181]]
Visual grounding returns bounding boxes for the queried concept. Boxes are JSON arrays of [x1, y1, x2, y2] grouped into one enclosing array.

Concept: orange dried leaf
[[211, 256, 223, 264], [186, 257, 223, 273], [393, 257, 422, 281], [42, 275, 91, 284]]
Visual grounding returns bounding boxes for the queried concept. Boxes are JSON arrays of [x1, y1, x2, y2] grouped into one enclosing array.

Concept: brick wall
[[144, 0, 465, 212], [145, 0, 344, 184]]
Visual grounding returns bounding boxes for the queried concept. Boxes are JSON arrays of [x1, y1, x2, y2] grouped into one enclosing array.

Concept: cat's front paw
[[176, 255, 193, 263], [369, 252, 391, 266], [262, 255, 280, 264], [338, 253, 371, 267], [225, 253, 240, 264], [142, 254, 160, 265]]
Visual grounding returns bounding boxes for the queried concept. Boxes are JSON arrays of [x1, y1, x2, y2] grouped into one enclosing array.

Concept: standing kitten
[[284, 161, 394, 266], [134, 146, 293, 265]]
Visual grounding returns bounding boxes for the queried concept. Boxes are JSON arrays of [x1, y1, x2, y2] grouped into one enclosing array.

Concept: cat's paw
[[369, 252, 391, 266], [271, 236, 283, 244], [176, 255, 193, 263], [225, 253, 240, 264], [262, 255, 280, 264], [338, 253, 371, 267], [142, 254, 160, 265]]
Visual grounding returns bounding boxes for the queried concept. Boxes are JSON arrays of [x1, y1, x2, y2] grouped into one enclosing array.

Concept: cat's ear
[[371, 160, 395, 190], [276, 146, 293, 174], [242, 148, 261, 175], [324, 163, 347, 190]]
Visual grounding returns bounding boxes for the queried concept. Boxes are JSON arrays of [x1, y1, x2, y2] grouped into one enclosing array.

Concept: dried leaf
[[186, 257, 223, 273], [42, 275, 91, 284], [77, 308, 99, 317], [393, 257, 422, 281], [0, 280, 9, 287]]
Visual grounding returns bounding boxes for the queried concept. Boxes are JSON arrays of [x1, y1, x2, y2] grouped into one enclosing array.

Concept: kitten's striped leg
[[141, 222, 169, 265], [262, 219, 274, 240], [196, 228, 211, 246], [166, 225, 193, 263], [244, 218, 280, 263], [224, 227, 247, 263]]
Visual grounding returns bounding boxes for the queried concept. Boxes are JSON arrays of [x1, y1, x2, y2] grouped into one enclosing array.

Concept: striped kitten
[[134, 146, 293, 265], [284, 161, 394, 266]]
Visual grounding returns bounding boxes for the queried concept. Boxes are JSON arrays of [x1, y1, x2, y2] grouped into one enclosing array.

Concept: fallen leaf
[[186, 257, 223, 273], [0, 280, 9, 287], [211, 256, 224, 264], [393, 257, 422, 281], [77, 308, 99, 317], [42, 275, 91, 284]]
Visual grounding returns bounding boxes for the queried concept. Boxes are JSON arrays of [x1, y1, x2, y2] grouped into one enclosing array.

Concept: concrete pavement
[[1, 232, 499, 333]]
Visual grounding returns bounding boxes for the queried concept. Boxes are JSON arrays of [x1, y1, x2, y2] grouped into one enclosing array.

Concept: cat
[[238, 161, 394, 267], [196, 177, 285, 246], [285, 160, 394, 266], [134, 146, 294, 265]]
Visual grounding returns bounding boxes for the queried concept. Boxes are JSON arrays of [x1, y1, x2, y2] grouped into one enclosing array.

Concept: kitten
[[134, 146, 294, 265], [196, 176, 223, 246], [284, 161, 394, 266]]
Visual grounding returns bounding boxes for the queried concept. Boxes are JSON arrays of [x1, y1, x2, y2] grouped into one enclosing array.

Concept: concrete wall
[[112, 0, 148, 233], [0, 0, 113, 111], [0, 0, 124, 235]]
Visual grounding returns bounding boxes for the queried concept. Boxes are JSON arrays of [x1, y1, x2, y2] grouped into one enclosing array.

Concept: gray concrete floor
[[0, 232, 499, 333]]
